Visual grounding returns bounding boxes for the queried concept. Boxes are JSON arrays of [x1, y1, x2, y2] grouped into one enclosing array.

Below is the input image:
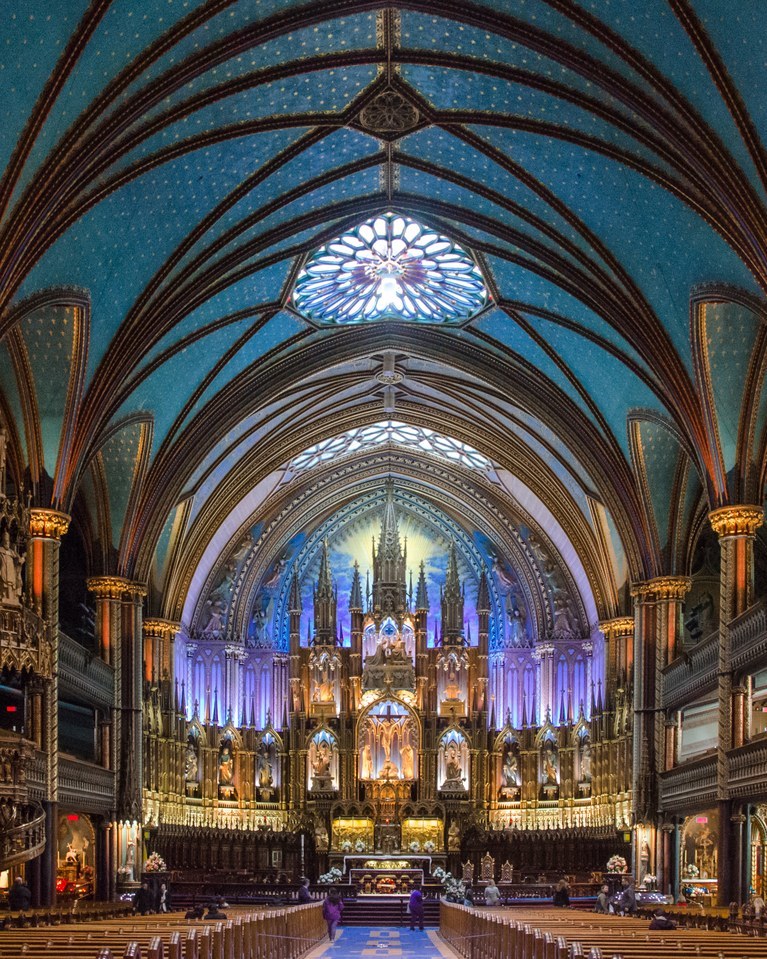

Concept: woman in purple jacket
[[408, 884, 425, 931], [323, 888, 344, 942]]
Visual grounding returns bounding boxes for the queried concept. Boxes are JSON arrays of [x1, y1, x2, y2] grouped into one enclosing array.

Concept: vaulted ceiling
[[1, 1, 766, 627]]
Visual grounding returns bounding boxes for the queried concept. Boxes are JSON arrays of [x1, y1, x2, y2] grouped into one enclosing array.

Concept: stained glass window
[[287, 420, 496, 477], [292, 213, 489, 324]]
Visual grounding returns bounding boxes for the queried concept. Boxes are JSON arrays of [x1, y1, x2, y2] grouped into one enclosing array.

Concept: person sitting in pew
[[648, 908, 677, 930], [184, 905, 204, 920], [205, 902, 227, 920], [8, 876, 32, 912], [552, 879, 570, 908]]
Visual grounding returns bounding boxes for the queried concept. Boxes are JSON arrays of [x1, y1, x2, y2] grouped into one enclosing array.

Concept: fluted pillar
[[709, 504, 763, 905], [28, 508, 70, 906], [631, 576, 690, 889], [120, 581, 146, 825], [143, 617, 179, 716], [599, 617, 634, 692]]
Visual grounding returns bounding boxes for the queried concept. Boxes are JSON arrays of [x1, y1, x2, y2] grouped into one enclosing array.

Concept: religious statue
[[315, 819, 329, 852], [580, 738, 592, 782], [361, 742, 373, 779], [183, 735, 198, 781], [218, 739, 234, 786], [313, 663, 335, 703], [202, 598, 226, 639], [378, 718, 399, 779], [502, 745, 519, 788], [542, 741, 558, 784], [311, 739, 333, 790], [400, 742, 415, 780], [0, 528, 23, 606], [444, 742, 463, 784], [443, 662, 462, 701], [448, 820, 461, 852], [258, 748, 273, 789]]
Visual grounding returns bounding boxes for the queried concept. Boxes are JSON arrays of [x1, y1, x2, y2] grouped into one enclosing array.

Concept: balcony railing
[[727, 738, 767, 799], [659, 754, 717, 810], [0, 798, 45, 870], [59, 631, 114, 710], [730, 598, 767, 675], [58, 755, 115, 812], [661, 631, 718, 710]]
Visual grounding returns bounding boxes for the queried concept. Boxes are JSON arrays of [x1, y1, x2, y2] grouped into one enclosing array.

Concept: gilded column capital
[[87, 575, 132, 600], [630, 576, 691, 602], [123, 580, 147, 600], [708, 504, 764, 538], [28, 508, 70, 540], [599, 616, 634, 637], [143, 618, 180, 639]]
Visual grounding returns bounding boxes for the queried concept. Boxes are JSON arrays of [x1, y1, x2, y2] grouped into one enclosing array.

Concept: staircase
[[340, 896, 440, 927], [0, 799, 46, 870]]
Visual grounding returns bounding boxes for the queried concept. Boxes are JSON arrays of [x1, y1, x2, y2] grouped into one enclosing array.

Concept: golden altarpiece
[[142, 492, 632, 884]]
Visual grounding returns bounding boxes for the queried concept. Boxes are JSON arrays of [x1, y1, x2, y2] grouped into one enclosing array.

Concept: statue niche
[[437, 649, 468, 718], [218, 737, 236, 799], [540, 737, 558, 798], [438, 729, 469, 793], [309, 649, 341, 719], [499, 734, 521, 799], [362, 618, 415, 693], [308, 730, 337, 793], [184, 729, 200, 796]]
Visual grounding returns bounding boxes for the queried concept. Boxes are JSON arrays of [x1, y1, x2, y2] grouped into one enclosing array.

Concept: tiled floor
[[306, 926, 458, 959]]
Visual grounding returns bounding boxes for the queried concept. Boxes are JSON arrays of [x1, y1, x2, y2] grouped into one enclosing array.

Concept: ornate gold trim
[[143, 618, 180, 639], [599, 616, 634, 637], [87, 576, 146, 599], [708, 504, 764, 538], [630, 576, 692, 602], [28, 508, 70, 540]]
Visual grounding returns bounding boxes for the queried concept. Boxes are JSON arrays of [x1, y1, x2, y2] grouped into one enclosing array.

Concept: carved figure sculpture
[[543, 741, 558, 784], [401, 742, 415, 779], [183, 736, 198, 781], [502, 746, 519, 787], [448, 820, 461, 852], [258, 746, 273, 788], [218, 740, 234, 785], [580, 738, 592, 781], [312, 740, 331, 778], [0, 529, 23, 605], [444, 742, 463, 783], [361, 742, 373, 779]]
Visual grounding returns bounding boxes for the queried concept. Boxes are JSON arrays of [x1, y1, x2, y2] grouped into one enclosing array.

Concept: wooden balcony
[[0, 603, 50, 679], [659, 753, 717, 811], [661, 631, 718, 710], [727, 738, 767, 800]]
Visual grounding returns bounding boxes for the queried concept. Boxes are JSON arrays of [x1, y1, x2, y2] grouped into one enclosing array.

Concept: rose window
[[292, 213, 489, 324]]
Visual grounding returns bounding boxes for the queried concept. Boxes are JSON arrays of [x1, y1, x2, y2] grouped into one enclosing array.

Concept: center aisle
[[306, 926, 459, 959]]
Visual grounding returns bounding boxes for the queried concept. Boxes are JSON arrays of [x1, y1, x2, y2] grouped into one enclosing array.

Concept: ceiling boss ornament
[[292, 213, 489, 325], [358, 89, 420, 137]]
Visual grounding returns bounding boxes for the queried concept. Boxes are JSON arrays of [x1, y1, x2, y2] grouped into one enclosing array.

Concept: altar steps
[[340, 896, 440, 927]]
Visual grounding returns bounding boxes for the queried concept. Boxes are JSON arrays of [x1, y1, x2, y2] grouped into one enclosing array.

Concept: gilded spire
[[349, 560, 363, 611], [289, 569, 302, 613], [415, 560, 429, 611], [476, 569, 490, 613]]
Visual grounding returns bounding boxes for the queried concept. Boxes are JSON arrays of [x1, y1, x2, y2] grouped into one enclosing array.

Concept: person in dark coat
[[553, 880, 570, 908], [8, 877, 32, 911], [649, 908, 677, 930], [594, 884, 610, 914], [408, 884, 425, 931], [298, 878, 313, 904], [619, 880, 637, 916], [134, 882, 153, 915]]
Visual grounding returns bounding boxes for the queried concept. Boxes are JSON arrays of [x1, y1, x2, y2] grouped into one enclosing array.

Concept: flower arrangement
[[433, 866, 466, 903], [318, 867, 343, 885], [144, 852, 166, 873], [409, 840, 421, 853], [606, 855, 628, 874], [684, 863, 700, 878], [641, 874, 657, 890], [424, 840, 436, 853], [354, 838, 366, 853], [341, 840, 353, 853]]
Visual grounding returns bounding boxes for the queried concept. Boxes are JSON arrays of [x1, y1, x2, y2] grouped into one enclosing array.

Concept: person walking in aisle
[[323, 887, 344, 942], [408, 884, 425, 931]]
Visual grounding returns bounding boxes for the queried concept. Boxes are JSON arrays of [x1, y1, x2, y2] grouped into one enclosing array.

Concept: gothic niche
[[358, 699, 418, 781], [309, 729, 337, 793], [256, 731, 278, 800], [575, 726, 592, 796], [540, 734, 559, 798], [218, 735, 236, 799], [498, 731, 521, 798], [309, 648, 341, 718], [438, 728, 469, 793], [183, 728, 200, 796]]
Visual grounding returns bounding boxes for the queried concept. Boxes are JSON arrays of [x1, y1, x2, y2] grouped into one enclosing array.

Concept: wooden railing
[[0, 798, 45, 870]]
